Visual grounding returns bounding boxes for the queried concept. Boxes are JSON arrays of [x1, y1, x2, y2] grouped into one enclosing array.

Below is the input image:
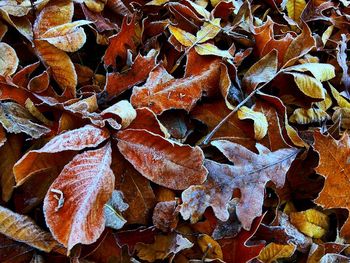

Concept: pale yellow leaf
[[290, 209, 329, 238], [195, 43, 233, 59], [322, 25, 334, 46], [0, 42, 18, 76], [146, 0, 169, 5], [287, 63, 335, 82], [40, 20, 91, 52], [330, 84, 350, 109], [83, 0, 106, 12], [238, 106, 268, 140]]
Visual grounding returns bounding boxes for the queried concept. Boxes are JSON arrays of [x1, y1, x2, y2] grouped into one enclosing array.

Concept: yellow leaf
[[322, 25, 334, 46], [258, 243, 296, 263], [286, 0, 306, 22], [197, 234, 223, 260], [0, 42, 18, 76], [315, 91, 332, 111], [289, 72, 325, 100], [195, 43, 233, 59], [168, 26, 196, 47], [330, 84, 350, 109], [83, 0, 106, 12], [196, 18, 221, 44], [185, 0, 210, 20], [290, 209, 329, 238], [40, 20, 91, 52], [289, 108, 329, 124], [287, 63, 335, 82], [238, 106, 268, 140], [146, 0, 169, 5]]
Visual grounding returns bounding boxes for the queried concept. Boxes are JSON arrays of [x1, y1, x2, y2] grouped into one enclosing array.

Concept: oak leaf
[[180, 140, 298, 229], [313, 131, 350, 239], [43, 143, 114, 250]]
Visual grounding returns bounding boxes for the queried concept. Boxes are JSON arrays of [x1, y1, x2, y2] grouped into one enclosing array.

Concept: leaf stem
[[202, 77, 275, 145]]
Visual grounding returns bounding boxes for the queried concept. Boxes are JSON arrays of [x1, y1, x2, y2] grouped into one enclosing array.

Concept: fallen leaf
[[43, 143, 114, 250], [238, 105, 268, 140], [258, 242, 296, 263], [135, 233, 193, 262], [13, 124, 109, 185], [180, 140, 298, 229], [0, 102, 50, 139], [0, 42, 18, 76], [116, 129, 207, 190], [0, 205, 59, 252]]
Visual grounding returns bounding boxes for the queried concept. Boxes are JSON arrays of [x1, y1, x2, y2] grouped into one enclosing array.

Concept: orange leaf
[[116, 129, 207, 190], [44, 143, 114, 250], [13, 125, 109, 186], [313, 131, 350, 239]]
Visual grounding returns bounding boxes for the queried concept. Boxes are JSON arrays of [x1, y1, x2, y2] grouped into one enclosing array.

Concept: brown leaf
[[43, 143, 114, 250], [0, 101, 50, 139], [103, 15, 140, 68], [116, 129, 207, 190], [13, 124, 109, 185], [0, 134, 22, 202], [152, 201, 179, 232], [0, 205, 59, 252], [105, 50, 157, 99], [130, 60, 221, 114], [112, 149, 156, 225], [180, 140, 298, 229], [0, 233, 34, 263], [313, 131, 350, 239]]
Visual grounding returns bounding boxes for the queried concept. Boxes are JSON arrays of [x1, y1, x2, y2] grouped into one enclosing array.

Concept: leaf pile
[[0, 0, 350, 262]]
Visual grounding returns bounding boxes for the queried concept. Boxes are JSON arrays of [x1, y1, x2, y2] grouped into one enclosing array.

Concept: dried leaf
[[0, 42, 18, 76], [238, 106, 268, 140], [258, 242, 296, 263], [180, 140, 298, 229], [43, 143, 114, 250], [0, 205, 59, 252], [13, 125, 109, 185], [117, 129, 207, 190]]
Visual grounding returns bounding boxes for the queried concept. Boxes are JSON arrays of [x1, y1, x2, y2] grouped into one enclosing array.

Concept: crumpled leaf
[[43, 143, 114, 250], [135, 233, 193, 262], [0, 42, 18, 76], [0, 205, 59, 252], [0, 102, 50, 139], [242, 49, 278, 92], [290, 209, 329, 238], [258, 242, 296, 263], [238, 105, 268, 140], [131, 61, 220, 114], [290, 107, 330, 124], [180, 140, 298, 229], [116, 129, 207, 190], [13, 124, 109, 185], [104, 190, 129, 230]]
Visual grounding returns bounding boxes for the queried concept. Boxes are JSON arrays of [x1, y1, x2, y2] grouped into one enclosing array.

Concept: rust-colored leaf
[[43, 143, 114, 250]]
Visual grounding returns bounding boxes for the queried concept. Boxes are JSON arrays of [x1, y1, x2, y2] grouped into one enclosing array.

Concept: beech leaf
[[43, 142, 114, 250]]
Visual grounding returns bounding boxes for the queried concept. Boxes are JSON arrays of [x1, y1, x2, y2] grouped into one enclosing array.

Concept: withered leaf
[[13, 124, 109, 185], [181, 140, 298, 229], [0, 205, 59, 252], [117, 129, 207, 190], [43, 143, 114, 250], [0, 102, 50, 139]]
